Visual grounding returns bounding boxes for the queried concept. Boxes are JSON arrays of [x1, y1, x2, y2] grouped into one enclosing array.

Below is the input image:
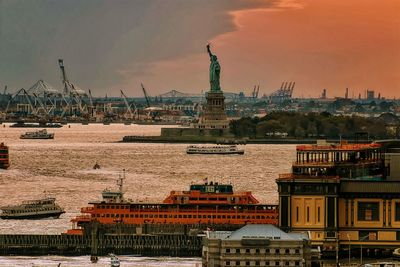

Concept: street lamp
[[360, 235, 369, 265], [347, 234, 351, 266]]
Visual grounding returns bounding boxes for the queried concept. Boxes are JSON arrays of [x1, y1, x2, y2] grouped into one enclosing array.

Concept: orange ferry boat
[[0, 143, 10, 169], [67, 174, 279, 235]]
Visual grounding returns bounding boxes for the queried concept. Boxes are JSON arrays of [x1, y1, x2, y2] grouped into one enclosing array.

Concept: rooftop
[[297, 143, 381, 152], [208, 224, 309, 241]]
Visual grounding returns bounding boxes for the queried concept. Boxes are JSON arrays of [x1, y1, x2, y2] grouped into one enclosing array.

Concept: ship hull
[[20, 136, 54, 139], [10, 124, 62, 128], [187, 151, 244, 155], [0, 211, 64, 220]]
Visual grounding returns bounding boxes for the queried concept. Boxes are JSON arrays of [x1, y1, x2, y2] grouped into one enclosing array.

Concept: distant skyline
[[0, 0, 399, 98]]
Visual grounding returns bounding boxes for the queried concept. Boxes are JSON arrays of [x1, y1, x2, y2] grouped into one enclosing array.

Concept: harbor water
[[0, 123, 296, 266]]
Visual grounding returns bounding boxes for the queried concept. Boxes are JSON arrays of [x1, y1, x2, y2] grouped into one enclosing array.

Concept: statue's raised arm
[[207, 44, 213, 58]]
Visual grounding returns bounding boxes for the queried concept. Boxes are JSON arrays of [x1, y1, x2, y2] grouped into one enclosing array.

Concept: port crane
[[252, 85, 260, 101], [140, 83, 162, 121], [120, 90, 137, 120], [58, 59, 88, 117], [141, 83, 151, 108]]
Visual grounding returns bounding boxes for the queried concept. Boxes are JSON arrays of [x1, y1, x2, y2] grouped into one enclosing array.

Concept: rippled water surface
[[0, 123, 296, 265]]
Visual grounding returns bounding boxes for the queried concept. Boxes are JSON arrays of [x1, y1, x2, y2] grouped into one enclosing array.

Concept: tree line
[[229, 112, 399, 139]]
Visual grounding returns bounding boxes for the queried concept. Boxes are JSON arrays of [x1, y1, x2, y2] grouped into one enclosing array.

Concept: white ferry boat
[[0, 197, 65, 219], [20, 129, 54, 139], [186, 145, 244, 155]]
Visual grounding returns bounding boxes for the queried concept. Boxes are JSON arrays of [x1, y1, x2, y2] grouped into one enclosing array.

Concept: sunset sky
[[0, 0, 399, 98]]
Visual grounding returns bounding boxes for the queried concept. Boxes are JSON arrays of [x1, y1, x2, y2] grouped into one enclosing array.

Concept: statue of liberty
[[207, 44, 221, 92]]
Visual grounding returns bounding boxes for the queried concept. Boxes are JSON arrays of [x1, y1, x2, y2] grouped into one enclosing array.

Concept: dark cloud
[[0, 0, 273, 95]]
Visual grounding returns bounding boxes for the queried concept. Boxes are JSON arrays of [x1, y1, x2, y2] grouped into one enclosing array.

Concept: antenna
[[118, 169, 125, 194]]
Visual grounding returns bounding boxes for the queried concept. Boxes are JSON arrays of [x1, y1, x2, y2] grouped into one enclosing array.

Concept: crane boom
[[120, 90, 133, 117], [141, 83, 151, 108]]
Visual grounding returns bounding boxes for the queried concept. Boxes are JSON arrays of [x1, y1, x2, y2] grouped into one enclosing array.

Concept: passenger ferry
[[186, 145, 244, 155], [67, 173, 278, 234], [0, 197, 65, 219], [20, 129, 54, 139], [0, 143, 10, 169]]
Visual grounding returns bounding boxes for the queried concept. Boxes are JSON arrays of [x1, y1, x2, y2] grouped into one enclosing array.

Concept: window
[[275, 262, 279, 266], [285, 249, 290, 254], [395, 203, 400, 221], [246, 261, 250, 266], [317, 207, 321, 223], [246, 249, 250, 254], [226, 248, 230, 253], [255, 262, 260, 266], [397, 231, 400, 241], [306, 206, 310, 222], [236, 249, 240, 254], [255, 249, 260, 254], [358, 202, 379, 221], [296, 207, 299, 222], [226, 261, 231, 266], [236, 261, 240, 266]]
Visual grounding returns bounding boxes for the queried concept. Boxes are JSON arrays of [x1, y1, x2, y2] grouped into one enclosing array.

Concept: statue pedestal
[[195, 90, 229, 131]]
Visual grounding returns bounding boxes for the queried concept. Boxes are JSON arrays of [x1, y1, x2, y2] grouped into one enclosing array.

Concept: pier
[[0, 223, 243, 257]]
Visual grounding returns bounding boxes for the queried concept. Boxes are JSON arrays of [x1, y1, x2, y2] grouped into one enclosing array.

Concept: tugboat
[[0, 197, 65, 219], [20, 129, 54, 139], [0, 143, 10, 169], [186, 144, 244, 155], [66, 172, 278, 234]]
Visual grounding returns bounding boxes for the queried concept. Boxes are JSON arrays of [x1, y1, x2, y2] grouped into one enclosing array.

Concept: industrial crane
[[140, 83, 162, 121], [120, 90, 137, 120], [252, 85, 260, 100], [58, 59, 88, 116], [141, 83, 151, 108]]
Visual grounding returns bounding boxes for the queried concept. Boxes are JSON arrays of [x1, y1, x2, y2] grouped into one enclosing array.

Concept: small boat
[[0, 143, 10, 169], [93, 162, 101, 169], [20, 129, 54, 139], [186, 145, 244, 155], [0, 197, 65, 219], [109, 254, 120, 267]]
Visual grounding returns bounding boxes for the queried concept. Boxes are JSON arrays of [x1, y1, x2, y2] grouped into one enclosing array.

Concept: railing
[[71, 215, 91, 222], [294, 158, 381, 165], [297, 143, 381, 151], [81, 207, 94, 213], [278, 173, 340, 180]]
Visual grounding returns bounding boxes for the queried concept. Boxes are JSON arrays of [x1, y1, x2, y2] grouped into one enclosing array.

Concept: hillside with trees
[[229, 112, 399, 139]]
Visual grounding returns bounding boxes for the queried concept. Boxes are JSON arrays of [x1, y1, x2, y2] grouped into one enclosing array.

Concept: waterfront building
[[277, 140, 400, 257], [202, 224, 313, 267]]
